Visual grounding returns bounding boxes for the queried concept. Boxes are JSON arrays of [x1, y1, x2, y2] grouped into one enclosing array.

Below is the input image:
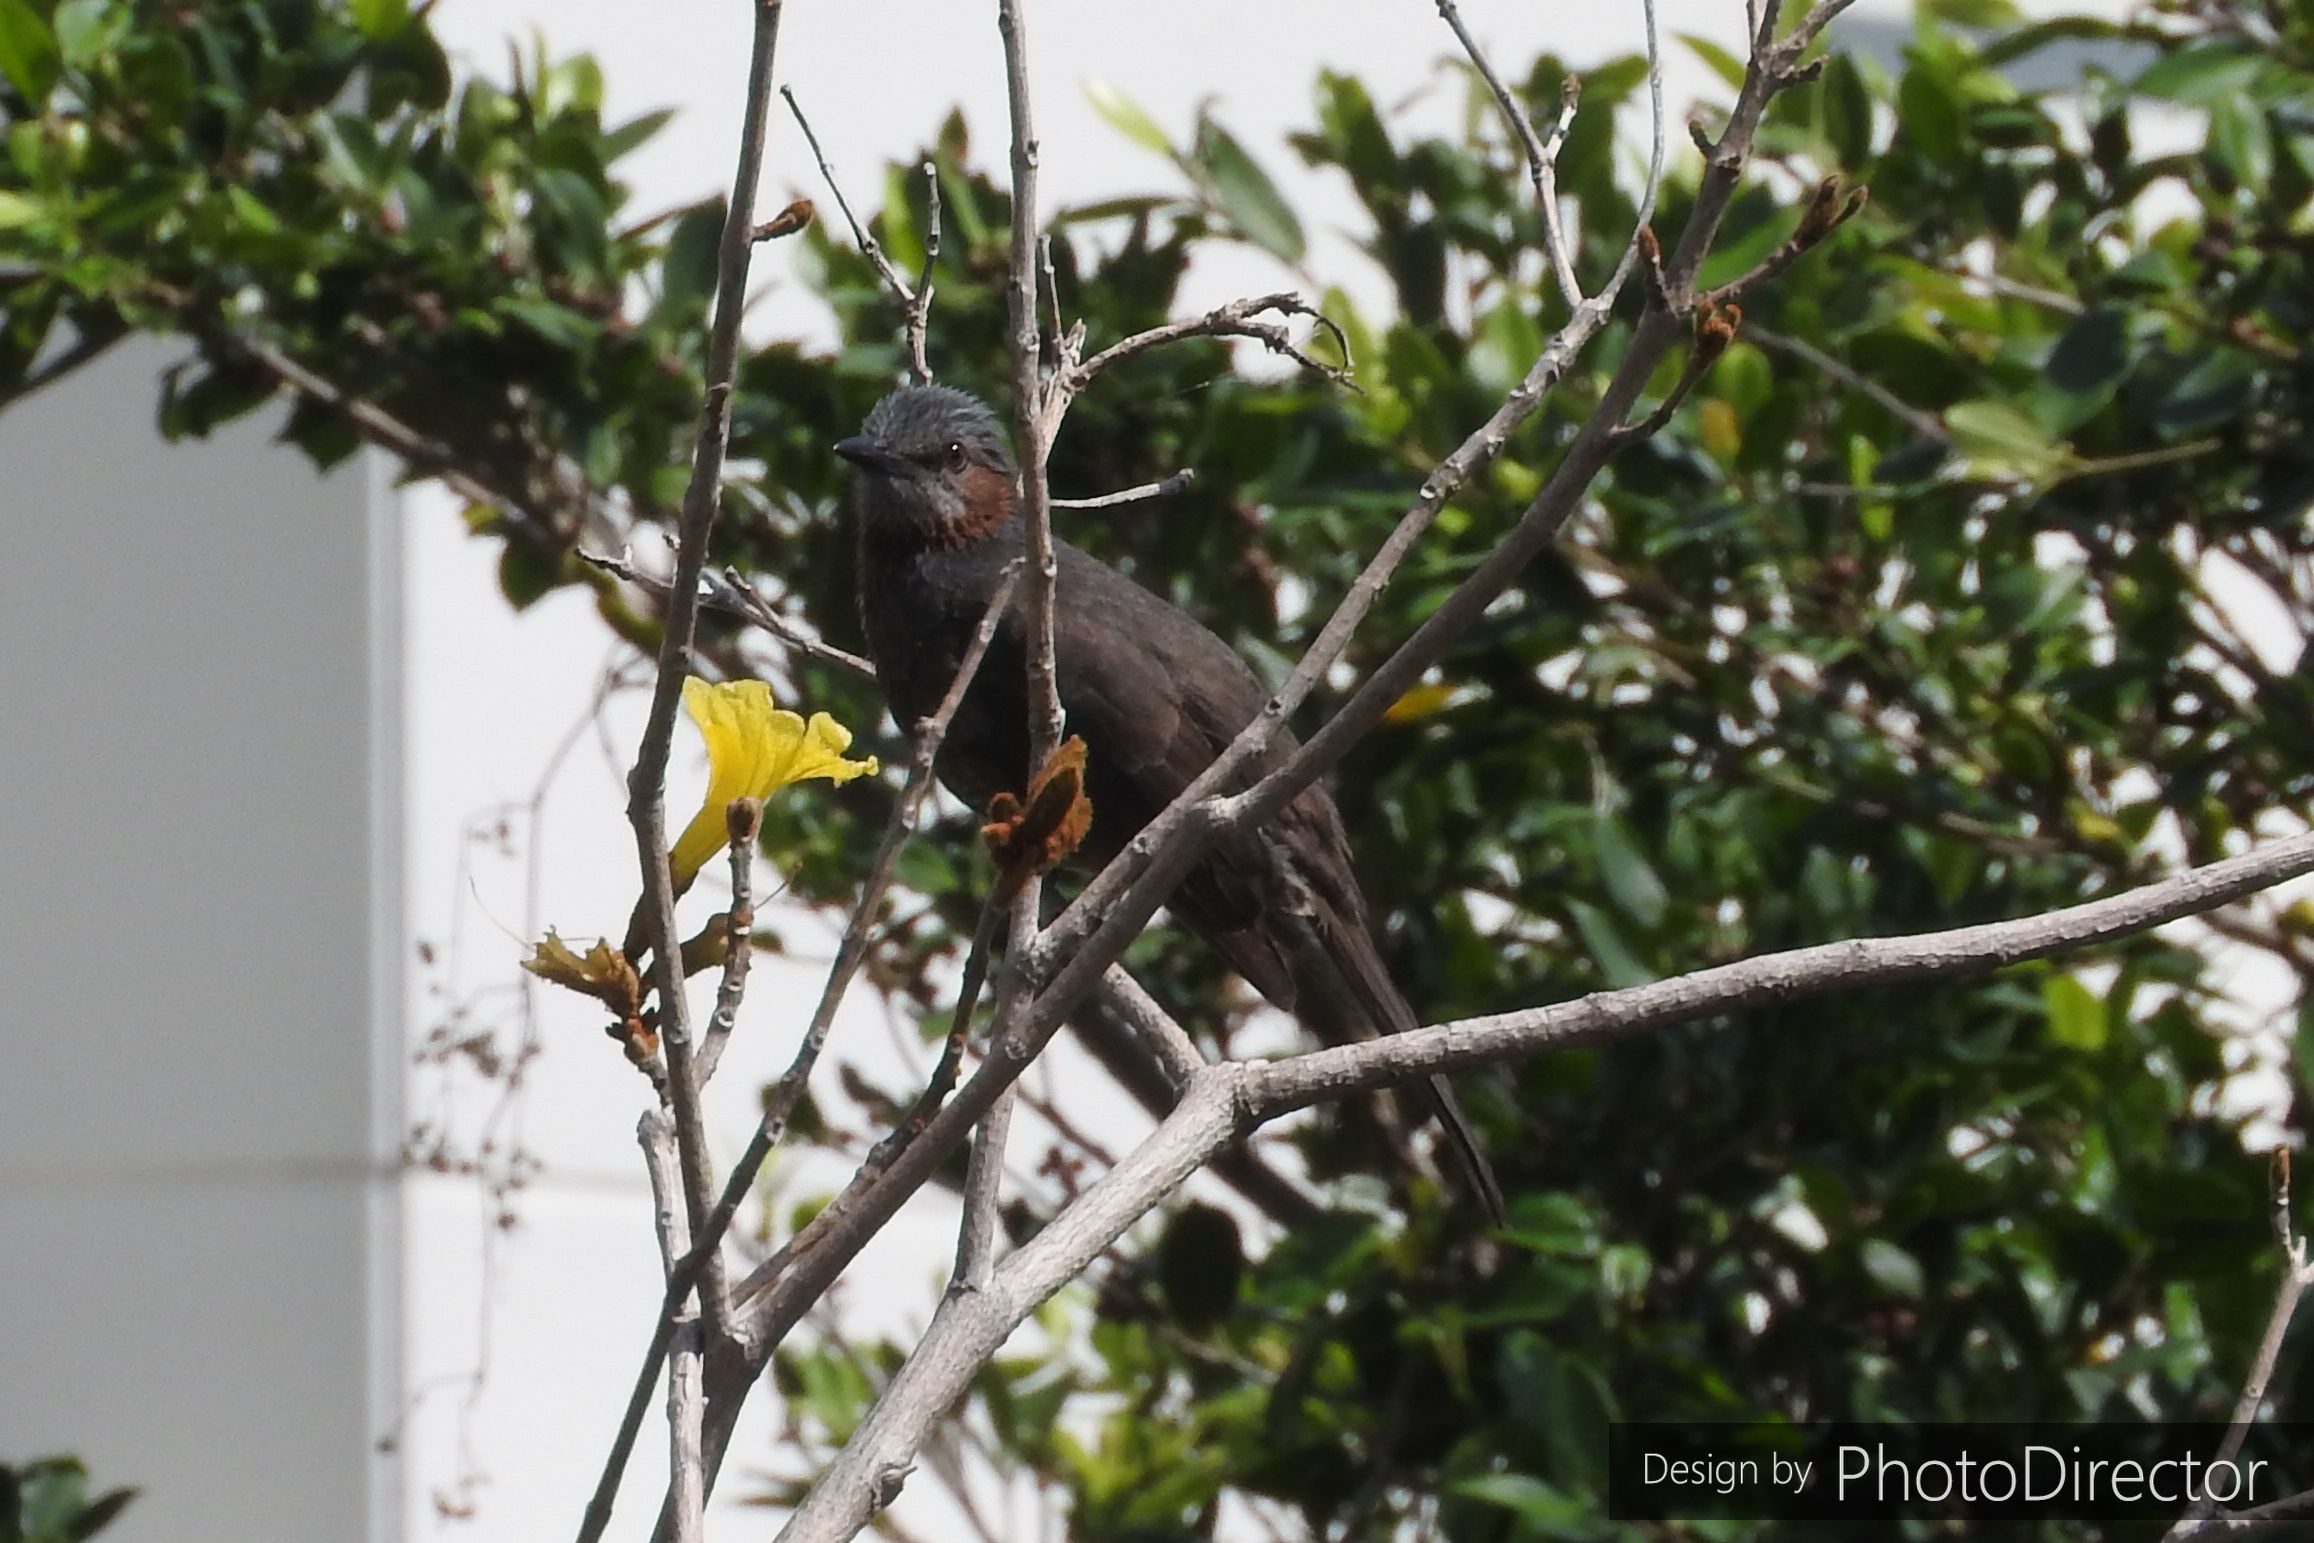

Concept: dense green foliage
[[8, 0, 2314, 1536]]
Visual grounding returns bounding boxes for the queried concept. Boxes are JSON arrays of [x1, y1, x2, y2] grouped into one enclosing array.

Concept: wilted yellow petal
[[522, 930, 641, 1014], [668, 678, 878, 887]]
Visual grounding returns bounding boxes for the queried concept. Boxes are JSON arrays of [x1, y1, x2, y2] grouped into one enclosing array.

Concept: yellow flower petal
[[668, 678, 879, 888]]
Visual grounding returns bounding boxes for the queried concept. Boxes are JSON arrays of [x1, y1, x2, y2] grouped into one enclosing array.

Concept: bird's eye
[[944, 440, 968, 471]]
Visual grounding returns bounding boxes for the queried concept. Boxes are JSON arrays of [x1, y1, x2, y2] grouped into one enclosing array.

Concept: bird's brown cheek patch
[[936, 462, 1019, 547]]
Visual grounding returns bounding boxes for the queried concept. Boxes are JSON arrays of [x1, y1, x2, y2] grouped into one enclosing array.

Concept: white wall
[[0, 340, 400, 1543]]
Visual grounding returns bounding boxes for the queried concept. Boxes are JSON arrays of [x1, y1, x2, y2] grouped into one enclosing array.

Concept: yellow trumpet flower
[[667, 677, 878, 890]]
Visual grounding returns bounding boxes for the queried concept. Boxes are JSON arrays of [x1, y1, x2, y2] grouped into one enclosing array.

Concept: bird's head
[[836, 385, 1018, 548]]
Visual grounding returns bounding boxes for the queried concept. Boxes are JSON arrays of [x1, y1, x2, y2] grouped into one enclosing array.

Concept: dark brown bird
[[836, 384, 1505, 1223]]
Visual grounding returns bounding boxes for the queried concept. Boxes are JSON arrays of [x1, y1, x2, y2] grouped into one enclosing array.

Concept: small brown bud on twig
[[725, 794, 763, 846], [751, 199, 815, 243], [1698, 302, 1742, 360]]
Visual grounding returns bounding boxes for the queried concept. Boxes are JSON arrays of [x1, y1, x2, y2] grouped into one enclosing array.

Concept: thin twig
[[1094, 966, 1207, 1089], [717, 568, 879, 677], [696, 798, 762, 1086], [1064, 291, 1353, 397], [1614, 306, 1741, 444], [639, 1113, 705, 1543], [578, 548, 878, 678], [2165, 1149, 2314, 1539], [908, 162, 941, 382], [1435, 0, 1582, 307], [1704, 175, 1869, 307], [1748, 324, 1949, 444], [910, 898, 1010, 1128], [1051, 470, 1196, 509], [221, 324, 606, 541], [783, 87, 938, 383], [782, 85, 910, 300], [621, 0, 784, 1363]]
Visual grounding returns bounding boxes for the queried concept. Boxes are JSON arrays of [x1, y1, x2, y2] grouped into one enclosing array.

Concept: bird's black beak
[[834, 435, 907, 476]]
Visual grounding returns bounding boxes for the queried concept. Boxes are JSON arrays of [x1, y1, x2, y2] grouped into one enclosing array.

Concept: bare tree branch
[[954, 891, 1038, 1289], [1094, 966, 1206, 1090]]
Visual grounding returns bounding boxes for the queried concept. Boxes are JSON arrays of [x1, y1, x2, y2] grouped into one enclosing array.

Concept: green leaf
[[2134, 42, 2266, 106], [1923, 0, 2024, 24], [1895, 61, 1965, 164], [1193, 117, 1304, 262], [1591, 815, 1668, 929], [1450, 1473, 1600, 1536], [348, 0, 411, 40], [2043, 973, 2107, 1051], [1860, 1237, 1926, 1298], [2152, 350, 2257, 437], [1677, 32, 1747, 92], [656, 199, 724, 320], [1946, 399, 2073, 482], [2037, 305, 2129, 432], [49, 0, 120, 69], [0, 0, 61, 104], [1311, 70, 1397, 190], [2209, 97, 2274, 192], [1568, 899, 1654, 988], [602, 106, 676, 164], [499, 538, 563, 609], [1821, 52, 1875, 170], [224, 185, 281, 237], [1083, 77, 1172, 158], [0, 188, 42, 228], [67, 1486, 136, 1541]]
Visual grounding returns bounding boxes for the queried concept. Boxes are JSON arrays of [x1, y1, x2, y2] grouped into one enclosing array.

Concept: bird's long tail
[[1282, 906, 1509, 1227]]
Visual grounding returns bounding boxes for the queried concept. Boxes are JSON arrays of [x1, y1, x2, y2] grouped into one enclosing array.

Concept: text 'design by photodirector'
[[1607, 1424, 2310, 1522]]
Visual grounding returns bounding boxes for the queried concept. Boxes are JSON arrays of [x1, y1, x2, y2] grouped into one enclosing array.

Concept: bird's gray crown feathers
[[859, 384, 1016, 475]]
